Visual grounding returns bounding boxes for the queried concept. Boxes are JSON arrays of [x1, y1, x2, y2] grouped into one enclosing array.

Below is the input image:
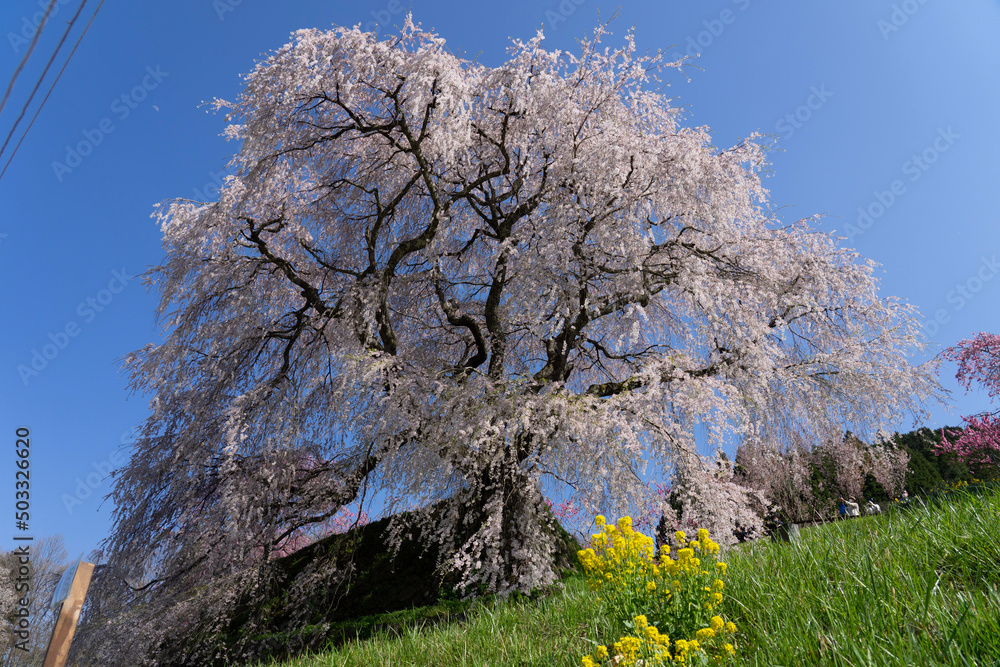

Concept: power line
[[0, 0, 90, 164], [0, 0, 105, 184], [0, 0, 59, 118]]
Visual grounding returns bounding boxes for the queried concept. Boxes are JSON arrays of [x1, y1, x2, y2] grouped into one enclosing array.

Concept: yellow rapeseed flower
[[696, 627, 716, 641], [675, 530, 687, 544], [614, 636, 642, 662], [725, 621, 737, 634], [724, 643, 735, 656], [716, 561, 728, 575], [581, 656, 596, 667], [579, 517, 730, 663]]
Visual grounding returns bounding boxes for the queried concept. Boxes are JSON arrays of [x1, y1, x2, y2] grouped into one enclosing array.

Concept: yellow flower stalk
[[578, 516, 738, 665]]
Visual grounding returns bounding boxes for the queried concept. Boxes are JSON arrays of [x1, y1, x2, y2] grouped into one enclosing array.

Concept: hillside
[[155, 502, 580, 666], [254, 484, 1000, 666]]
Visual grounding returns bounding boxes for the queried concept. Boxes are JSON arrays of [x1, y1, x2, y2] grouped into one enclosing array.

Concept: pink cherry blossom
[[937, 333, 1000, 469]]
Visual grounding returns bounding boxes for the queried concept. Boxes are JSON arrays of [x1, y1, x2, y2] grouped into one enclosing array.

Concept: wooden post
[[42, 561, 94, 667]]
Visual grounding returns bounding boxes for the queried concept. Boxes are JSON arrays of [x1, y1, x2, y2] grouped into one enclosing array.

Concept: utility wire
[[0, 0, 90, 164], [0, 0, 105, 184], [0, 0, 58, 118]]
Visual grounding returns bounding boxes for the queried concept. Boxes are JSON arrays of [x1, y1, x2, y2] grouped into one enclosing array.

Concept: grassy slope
[[183, 500, 581, 665], [727, 486, 1000, 666], [258, 485, 1000, 667]]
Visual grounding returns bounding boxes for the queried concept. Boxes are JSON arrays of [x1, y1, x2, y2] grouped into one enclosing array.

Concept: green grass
[[253, 577, 613, 666], [257, 485, 1000, 667], [727, 485, 1000, 666]]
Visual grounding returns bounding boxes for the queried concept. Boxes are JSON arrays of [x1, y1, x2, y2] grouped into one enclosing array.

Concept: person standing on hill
[[842, 497, 860, 518]]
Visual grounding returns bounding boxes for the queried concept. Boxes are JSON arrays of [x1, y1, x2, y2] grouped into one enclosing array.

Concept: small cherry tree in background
[[734, 430, 908, 524], [668, 452, 770, 539], [267, 504, 370, 560], [77, 17, 942, 665], [938, 333, 1000, 477]]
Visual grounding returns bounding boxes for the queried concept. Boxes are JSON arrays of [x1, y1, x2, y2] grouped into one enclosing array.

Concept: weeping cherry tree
[[83, 17, 941, 664]]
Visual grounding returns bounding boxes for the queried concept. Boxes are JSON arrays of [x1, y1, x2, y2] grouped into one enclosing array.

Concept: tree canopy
[[87, 18, 941, 664]]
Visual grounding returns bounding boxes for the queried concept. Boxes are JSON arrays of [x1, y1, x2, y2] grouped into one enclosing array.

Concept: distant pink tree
[[938, 333, 1000, 473], [545, 496, 586, 544], [269, 504, 371, 559]]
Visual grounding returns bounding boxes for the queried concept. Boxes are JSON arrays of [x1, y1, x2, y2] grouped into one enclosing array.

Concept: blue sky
[[2, 0, 998, 560]]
